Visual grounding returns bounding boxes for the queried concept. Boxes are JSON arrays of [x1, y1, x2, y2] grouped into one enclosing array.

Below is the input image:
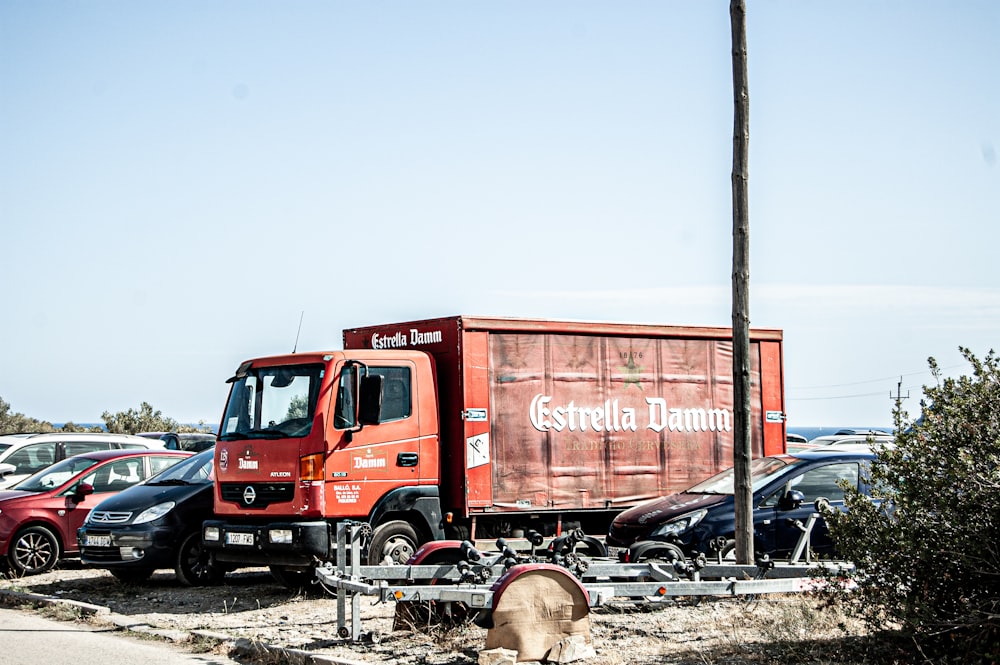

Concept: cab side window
[[371, 366, 412, 423]]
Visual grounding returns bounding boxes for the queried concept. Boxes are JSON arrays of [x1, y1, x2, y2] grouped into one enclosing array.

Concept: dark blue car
[[606, 447, 879, 562], [77, 447, 226, 585]]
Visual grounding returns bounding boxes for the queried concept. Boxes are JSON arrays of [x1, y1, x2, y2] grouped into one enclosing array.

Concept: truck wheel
[[175, 532, 226, 586], [8, 526, 60, 575], [367, 520, 419, 566]]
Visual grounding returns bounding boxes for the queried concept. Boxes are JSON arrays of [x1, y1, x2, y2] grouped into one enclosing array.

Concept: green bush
[[827, 347, 1000, 663]]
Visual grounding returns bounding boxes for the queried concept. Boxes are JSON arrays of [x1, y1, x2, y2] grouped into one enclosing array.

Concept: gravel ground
[[0, 561, 889, 664]]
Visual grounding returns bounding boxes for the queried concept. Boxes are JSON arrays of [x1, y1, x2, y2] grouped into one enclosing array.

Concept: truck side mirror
[[358, 374, 384, 426]]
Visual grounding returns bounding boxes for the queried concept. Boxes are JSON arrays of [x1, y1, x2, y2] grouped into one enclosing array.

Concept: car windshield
[[685, 456, 799, 495], [146, 448, 214, 485], [14, 456, 101, 492], [219, 363, 324, 441]]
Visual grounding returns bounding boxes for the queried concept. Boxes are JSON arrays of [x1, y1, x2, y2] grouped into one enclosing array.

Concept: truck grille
[[220, 482, 294, 509]]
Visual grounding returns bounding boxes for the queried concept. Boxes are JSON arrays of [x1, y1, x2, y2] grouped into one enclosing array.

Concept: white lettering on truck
[[529, 394, 732, 434], [371, 329, 443, 349], [353, 456, 387, 470]]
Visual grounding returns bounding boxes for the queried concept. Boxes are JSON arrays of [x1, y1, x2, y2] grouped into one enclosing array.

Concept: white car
[[0, 432, 165, 489]]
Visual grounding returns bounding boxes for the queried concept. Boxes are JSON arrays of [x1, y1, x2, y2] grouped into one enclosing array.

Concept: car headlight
[[649, 509, 707, 538], [132, 501, 176, 525]]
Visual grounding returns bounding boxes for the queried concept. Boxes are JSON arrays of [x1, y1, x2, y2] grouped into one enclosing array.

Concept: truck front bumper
[[201, 519, 331, 567]]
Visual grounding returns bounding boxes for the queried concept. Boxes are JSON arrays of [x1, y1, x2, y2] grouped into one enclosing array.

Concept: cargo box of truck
[[203, 316, 784, 578]]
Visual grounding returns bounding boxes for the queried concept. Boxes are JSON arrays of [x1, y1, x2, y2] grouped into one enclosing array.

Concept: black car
[[606, 447, 879, 562], [77, 447, 225, 585]]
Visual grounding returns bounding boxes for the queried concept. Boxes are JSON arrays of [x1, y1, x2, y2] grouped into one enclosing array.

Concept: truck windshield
[[219, 364, 324, 440]]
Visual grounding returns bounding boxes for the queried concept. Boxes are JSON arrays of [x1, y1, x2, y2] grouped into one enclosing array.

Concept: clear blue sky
[[1, 2, 997, 430]]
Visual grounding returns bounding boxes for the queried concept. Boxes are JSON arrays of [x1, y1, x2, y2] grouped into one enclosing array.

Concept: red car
[[0, 449, 191, 575]]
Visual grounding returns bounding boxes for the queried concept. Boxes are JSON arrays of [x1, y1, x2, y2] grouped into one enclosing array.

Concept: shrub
[[826, 347, 1000, 663]]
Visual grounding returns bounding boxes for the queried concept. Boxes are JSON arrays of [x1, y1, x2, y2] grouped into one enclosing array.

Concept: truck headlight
[[650, 509, 707, 538], [204, 526, 221, 542]]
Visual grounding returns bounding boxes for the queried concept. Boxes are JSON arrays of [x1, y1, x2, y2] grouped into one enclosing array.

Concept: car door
[[758, 460, 861, 557]]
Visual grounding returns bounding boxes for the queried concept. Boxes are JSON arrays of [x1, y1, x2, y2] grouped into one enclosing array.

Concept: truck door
[[326, 362, 425, 516]]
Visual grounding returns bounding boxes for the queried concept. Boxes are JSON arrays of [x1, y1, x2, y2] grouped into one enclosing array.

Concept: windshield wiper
[[147, 478, 195, 486], [245, 428, 284, 439]]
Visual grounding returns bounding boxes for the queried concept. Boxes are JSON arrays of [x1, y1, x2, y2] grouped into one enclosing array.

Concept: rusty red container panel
[[487, 332, 764, 512]]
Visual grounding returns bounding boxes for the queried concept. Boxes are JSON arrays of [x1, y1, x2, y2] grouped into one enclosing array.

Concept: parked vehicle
[[0, 432, 167, 490], [806, 432, 894, 448], [136, 431, 217, 452], [605, 447, 878, 562], [78, 447, 222, 585], [786, 433, 809, 450], [0, 449, 191, 575], [202, 315, 787, 583]]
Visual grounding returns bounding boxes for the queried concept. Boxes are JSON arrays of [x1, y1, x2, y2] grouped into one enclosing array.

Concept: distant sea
[[787, 425, 893, 441]]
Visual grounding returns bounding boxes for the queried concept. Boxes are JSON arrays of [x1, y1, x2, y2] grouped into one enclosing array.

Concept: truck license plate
[[85, 535, 111, 548], [226, 532, 255, 546]]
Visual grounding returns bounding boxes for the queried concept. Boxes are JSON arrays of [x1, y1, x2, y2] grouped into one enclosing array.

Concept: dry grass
[[1, 564, 923, 664]]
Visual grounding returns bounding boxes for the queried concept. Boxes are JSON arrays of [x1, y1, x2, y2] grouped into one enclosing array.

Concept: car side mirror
[[778, 489, 805, 511], [73, 482, 95, 502], [0, 462, 14, 478]]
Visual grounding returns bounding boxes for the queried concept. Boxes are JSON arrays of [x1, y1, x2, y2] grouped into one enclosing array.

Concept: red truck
[[202, 316, 785, 583]]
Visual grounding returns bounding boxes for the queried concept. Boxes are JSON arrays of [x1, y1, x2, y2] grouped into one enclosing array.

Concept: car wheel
[[175, 532, 226, 586], [110, 568, 155, 584], [8, 526, 60, 576], [367, 520, 419, 566]]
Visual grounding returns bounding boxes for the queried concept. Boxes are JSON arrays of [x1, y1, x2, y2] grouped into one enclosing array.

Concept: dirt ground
[[0, 561, 892, 665]]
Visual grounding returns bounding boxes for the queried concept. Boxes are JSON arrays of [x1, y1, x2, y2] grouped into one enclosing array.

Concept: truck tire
[[8, 525, 60, 575], [175, 532, 226, 586], [367, 520, 419, 566]]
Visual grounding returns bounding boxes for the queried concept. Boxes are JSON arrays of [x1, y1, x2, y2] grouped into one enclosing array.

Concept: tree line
[[0, 396, 212, 435]]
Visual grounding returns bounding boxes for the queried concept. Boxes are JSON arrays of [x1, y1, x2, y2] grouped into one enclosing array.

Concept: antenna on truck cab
[[292, 311, 305, 353]]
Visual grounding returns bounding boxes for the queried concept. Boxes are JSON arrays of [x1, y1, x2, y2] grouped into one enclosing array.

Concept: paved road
[[0, 608, 243, 665]]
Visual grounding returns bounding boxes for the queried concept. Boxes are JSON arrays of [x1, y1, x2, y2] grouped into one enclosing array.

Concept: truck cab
[[203, 350, 444, 573]]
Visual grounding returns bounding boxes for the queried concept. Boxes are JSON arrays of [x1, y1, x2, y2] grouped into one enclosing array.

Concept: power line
[[788, 391, 888, 401], [789, 363, 965, 391]]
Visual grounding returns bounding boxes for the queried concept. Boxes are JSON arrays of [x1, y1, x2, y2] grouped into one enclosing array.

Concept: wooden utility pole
[[730, 0, 754, 565]]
